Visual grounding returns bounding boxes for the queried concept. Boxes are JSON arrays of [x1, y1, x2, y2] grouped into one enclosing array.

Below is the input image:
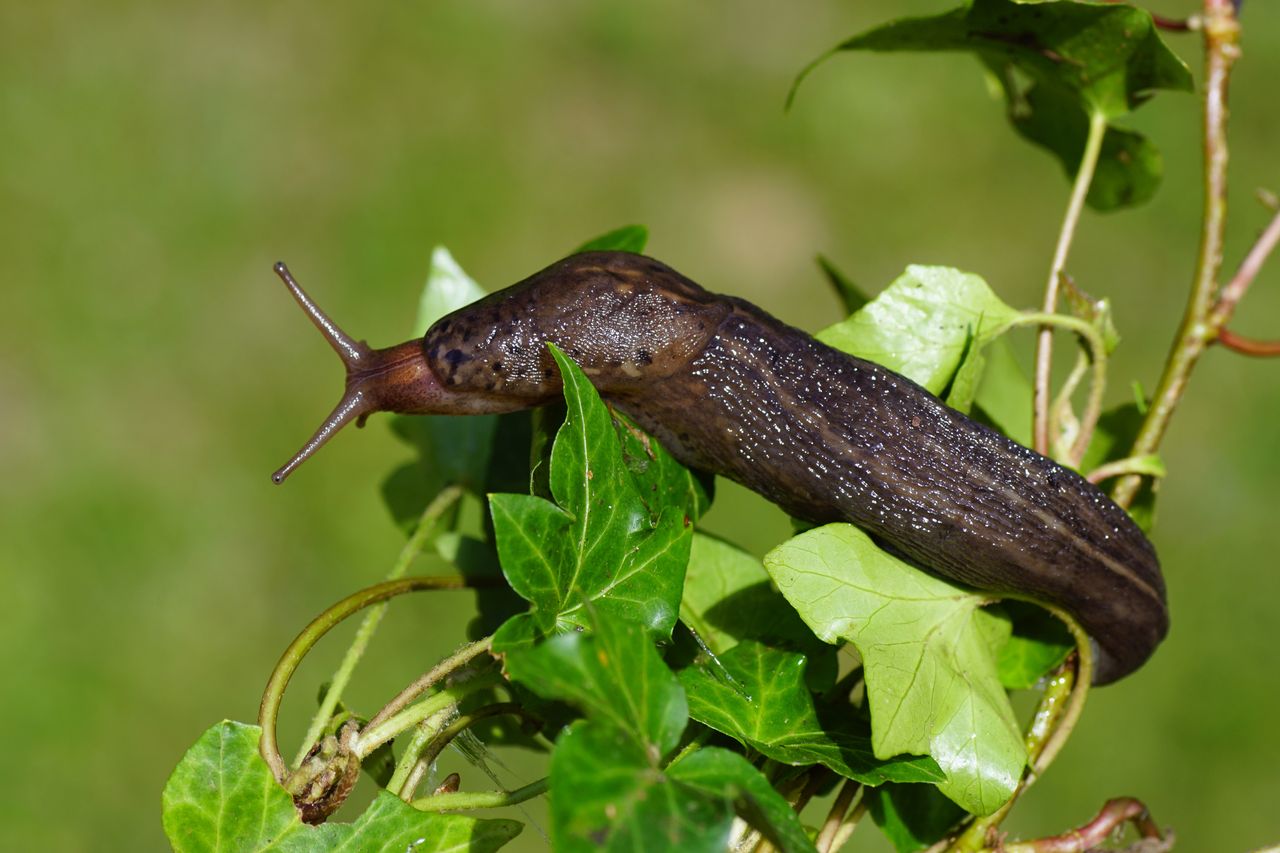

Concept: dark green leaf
[[505, 614, 689, 756], [490, 346, 691, 650], [162, 721, 521, 852], [793, 0, 1192, 210], [764, 524, 1025, 815], [573, 224, 649, 254], [817, 254, 869, 315], [612, 411, 713, 524], [668, 747, 818, 853], [549, 721, 732, 853], [680, 642, 944, 786], [866, 783, 967, 853]]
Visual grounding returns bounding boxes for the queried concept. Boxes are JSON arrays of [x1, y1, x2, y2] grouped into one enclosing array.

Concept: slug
[[270, 251, 1167, 684]]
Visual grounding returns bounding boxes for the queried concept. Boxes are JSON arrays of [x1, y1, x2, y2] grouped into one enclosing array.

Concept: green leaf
[[668, 748, 818, 853], [994, 71, 1164, 211], [490, 346, 691, 650], [764, 524, 1026, 815], [817, 265, 1019, 409], [680, 642, 944, 786], [549, 721, 733, 853], [993, 601, 1074, 690], [817, 254, 870, 315], [162, 721, 521, 853], [573, 224, 649, 254], [866, 783, 967, 853], [794, 0, 1192, 210], [505, 615, 689, 756]]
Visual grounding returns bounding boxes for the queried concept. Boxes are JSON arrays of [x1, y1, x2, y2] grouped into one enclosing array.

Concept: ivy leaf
[[764, 524, 1026, 815], [413, 246, 486, 337], [667, 747, 818, 853], [793, 0, 1192, 211], [162, 721, 521, 852], [505, 615, 688, 756], [490, 346, 692, 652], [573, 224, 649, 254], [817, 265, 1019, 411], [549, 721, 732, 853], [680, 642, 944, 786], [972, 336, 1032, 447]]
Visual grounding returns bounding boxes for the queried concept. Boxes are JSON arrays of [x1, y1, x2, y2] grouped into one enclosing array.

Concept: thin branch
[[1112, 0, 1241, 508], [1002, 797, 1170, 852], [1215, 328, 1280, 356], [1033, 111, 1109, 455], [1209, 205, 1280, 328]]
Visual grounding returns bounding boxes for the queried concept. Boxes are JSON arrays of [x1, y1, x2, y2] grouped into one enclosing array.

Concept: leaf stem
[[257, 576, 471, 783], [386, 707, 454, 798], [1112, 1, 1241, 508], [293, 485, 465, 768], [1018, 311, 1108, 466], [1215, 328, 1280, 356], [1002, 797, 1168, 852], [356, 670, 501, 758], [410, 776, 550, 812], [1033, 110, 1109, 456]]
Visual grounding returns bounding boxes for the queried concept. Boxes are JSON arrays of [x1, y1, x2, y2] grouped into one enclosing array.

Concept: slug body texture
[[279, 251, 1168, 684]]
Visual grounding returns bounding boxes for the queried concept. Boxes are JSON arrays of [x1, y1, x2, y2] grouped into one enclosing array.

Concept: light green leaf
[[817, 265, 1019, 408], [764, 524, 1025, 815], [162, 721, 520, 852], [413, 246, 486, 337]]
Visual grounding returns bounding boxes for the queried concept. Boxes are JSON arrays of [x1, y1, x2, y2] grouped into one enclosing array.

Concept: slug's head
[[269, 262, 460, 484]]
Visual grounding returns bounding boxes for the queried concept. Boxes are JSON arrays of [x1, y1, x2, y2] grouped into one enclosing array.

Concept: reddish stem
[[1215, 328, 1280, 356], [1013, 797, 1170, 852]]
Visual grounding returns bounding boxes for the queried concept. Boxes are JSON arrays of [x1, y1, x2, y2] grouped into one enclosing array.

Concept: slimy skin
[[272, 251, 1168, 684]]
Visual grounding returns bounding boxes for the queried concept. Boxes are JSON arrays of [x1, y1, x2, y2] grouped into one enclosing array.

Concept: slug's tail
[[270, 262, 378, 484]]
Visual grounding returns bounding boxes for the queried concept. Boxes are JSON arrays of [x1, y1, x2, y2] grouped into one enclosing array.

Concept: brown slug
[[271, 251, 1167, 685]]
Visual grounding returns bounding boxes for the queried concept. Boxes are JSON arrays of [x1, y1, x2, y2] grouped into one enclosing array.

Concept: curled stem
[[294, 485, 465, 768], [258, 576, 471, 783], [1034, 111, 1109, 456]]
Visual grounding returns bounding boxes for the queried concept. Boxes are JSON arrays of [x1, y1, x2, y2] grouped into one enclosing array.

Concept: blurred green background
[[2, 1, 1277, 850]]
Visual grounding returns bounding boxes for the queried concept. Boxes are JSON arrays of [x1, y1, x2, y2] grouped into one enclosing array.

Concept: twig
[[1034, 111, 1108, 455], [1002, 797, 1170, 852], [1113, 0, 1241, 508], [1215, 328, 1280, 356]]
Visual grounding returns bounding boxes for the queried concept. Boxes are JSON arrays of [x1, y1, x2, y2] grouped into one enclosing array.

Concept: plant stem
[[386, 707, 454, 798], [816, 780, 860, 853], [1209, 205, 1280, 329], [1113, 0, 1240, 508], [1216, 328, 1280, 356], [1033, 110, 1108, 456], [828, 798, 868, 853], [410, 776, 550, 812], [1002, 797, 1168, 852], [293, 485, 465, 768]]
